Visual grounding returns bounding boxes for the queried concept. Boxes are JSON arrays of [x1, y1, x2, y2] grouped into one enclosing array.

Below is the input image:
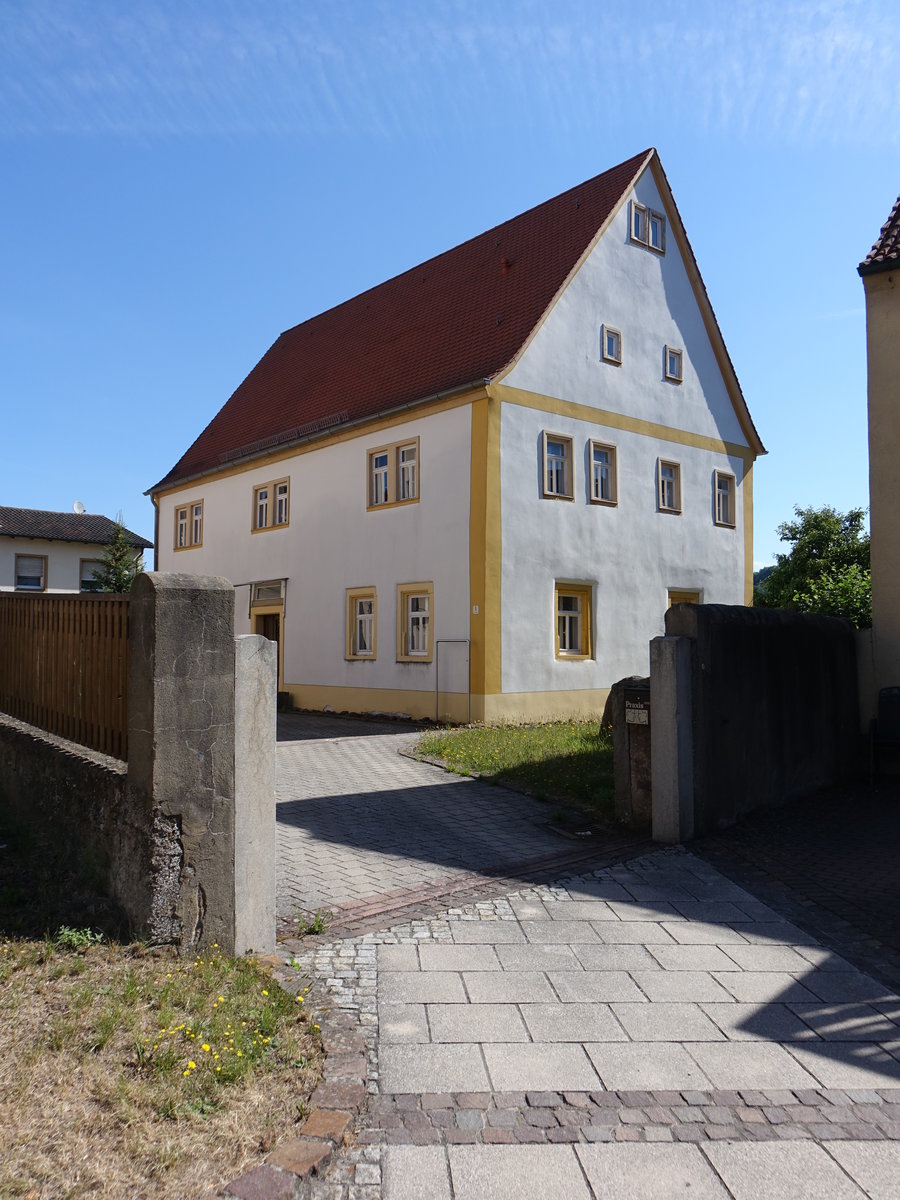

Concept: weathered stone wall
[[653, 605, 859, 840]]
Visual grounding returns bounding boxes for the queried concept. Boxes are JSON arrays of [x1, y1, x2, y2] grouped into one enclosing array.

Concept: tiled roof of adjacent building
[[0, 507, 152, 548], [152, 150, 655, 491], [859, 194, 900, 276]]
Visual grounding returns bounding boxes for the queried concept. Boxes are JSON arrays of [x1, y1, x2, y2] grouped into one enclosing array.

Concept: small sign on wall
[[624, 690, 650, 726]]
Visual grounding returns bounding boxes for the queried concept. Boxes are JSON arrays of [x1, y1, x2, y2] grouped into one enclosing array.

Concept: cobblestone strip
[[358, 1087, 900, 1148]]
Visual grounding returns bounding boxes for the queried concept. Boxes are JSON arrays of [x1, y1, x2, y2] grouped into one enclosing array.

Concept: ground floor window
[[555, 582, 592, 659], [397, 582, 433, 662], [345, 587, 377, 659]]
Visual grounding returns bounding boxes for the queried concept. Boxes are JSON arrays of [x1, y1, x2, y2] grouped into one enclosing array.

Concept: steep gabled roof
[[0, 507, 152, 549], [152, 150, 653, 491], [859, 193, 900, 276]]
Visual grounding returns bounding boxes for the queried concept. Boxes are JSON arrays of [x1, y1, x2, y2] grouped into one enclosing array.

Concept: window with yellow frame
[[554, 583, 592, 659]]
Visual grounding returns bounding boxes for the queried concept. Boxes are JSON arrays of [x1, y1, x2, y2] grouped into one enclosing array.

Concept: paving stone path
[[278, 848, 900, 1200], [276, 714, 594, 924]]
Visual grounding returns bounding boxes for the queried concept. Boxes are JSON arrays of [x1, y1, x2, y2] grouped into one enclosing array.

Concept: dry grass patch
[[0, 932, 322, 1199]]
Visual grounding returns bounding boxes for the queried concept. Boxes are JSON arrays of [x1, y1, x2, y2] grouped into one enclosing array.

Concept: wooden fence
[[0, 593, 129, 759]]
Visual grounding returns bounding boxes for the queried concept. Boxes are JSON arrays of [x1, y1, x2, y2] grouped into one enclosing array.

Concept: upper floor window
[[631, 201, 666, 254], [714, 471, 736, 527], [590, 441, 618, 506], [253, 478, 290, 532], [174, 499, 203, 550], [665, 346, 683, 383], [658, 460, 682, 514], [542, 432, 574, 500], [367, 438, 420, 510], [601, 325, 622, 365], [15, 554, 46, 591]]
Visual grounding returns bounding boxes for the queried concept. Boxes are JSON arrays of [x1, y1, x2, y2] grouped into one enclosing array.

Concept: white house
[[150, 148, 764, 722], [0, 507, 151, 594]]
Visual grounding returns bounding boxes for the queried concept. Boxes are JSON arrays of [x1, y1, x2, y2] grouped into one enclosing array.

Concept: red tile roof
[[859, 194, 900, 276], [0, 507, 152, 548], [152, 150, 653, 491]]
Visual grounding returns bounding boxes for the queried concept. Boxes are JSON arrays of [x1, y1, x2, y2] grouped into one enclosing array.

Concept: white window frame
[[275, 480, 290, 526], [398, 442, 417, 501], [714, 470, 736, 528], [252, 478, 289, 532], [665, 345, 683, 383], [15, 554, 47, 592], [554, 582, 592, 660], [345, 587, 377, 660], [631, 200, 666, 254], [370, 451, 389, 506], [658, 459, 682, 514], [397, 581, 433, 662], [601, 324, 622, 365], [191, 502, 204, 546], [542, 431, 574, 500], [589, 441, 618, 506]]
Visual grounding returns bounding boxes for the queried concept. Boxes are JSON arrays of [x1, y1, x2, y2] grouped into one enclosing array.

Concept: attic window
[[601, 325, 622, 365], [631, 201, 666, 255]]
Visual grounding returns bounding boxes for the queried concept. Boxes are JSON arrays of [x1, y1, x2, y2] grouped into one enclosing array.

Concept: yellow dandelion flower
[[218, 996, 224, 1003], [183, 1069, 190, 1077], [261, 989, 268, 996], [236, 1050, 242, 1057], [188, 1060, 196, 1069], [215, 1066, 221, 1072], [202, 1043, 211, 1052]]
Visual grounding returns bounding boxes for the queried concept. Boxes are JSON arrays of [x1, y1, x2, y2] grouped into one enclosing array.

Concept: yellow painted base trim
[[284, 683, 468, 723], [482, 688, 611, 724]]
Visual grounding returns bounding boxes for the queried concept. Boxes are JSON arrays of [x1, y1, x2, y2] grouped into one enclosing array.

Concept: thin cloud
[[0, 0, 897, 144]]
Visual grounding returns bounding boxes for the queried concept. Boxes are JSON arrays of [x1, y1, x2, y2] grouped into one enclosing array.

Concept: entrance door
[[253, 611, 282, 690]]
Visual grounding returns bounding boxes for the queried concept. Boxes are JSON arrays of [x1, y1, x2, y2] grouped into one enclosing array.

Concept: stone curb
[[211, 962, 371, 1199]]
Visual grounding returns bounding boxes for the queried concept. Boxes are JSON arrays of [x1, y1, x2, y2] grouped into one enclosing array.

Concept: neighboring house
[[0, 507, 152, 594], [859, 193, 900, 695], [150, 148, 764, 722]]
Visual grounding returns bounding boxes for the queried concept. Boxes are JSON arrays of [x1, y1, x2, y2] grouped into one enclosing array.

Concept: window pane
[[275, 483, 289, 524], [16, 556, 44, 589]]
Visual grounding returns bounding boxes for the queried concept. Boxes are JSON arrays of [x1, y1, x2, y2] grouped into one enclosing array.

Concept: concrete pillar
[[128, 573, 237, 951], [650, 635, 694, 844], [234, 635, 276, 954]]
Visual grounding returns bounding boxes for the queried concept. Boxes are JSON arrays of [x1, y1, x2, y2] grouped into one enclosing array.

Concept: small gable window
[[665, 346, 683, 383], [631, 201, 666, 255], [601, 325, 622, 365]]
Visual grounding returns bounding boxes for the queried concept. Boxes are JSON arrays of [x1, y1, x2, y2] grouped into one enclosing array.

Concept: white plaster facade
[[153, 153, 760, 722], [0, 538, 111, 594]]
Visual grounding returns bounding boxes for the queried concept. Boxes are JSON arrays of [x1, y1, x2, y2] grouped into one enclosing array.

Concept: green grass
[[416, 720, 615, 822]]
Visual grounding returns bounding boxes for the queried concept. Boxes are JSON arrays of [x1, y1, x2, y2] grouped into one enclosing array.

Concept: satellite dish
[[73, 500, 86, 514]]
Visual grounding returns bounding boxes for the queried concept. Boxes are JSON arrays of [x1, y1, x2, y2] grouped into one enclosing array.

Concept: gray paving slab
[[591, 921, 676, 945], [699, 1002, 820, 1042], [577, 1143, 730, 1199], [663, 920, 751, 945], [449, 921, 526, 944], [448, 1145, 592, 1200], [380, 971, 467, 1004], [685, 1041, 821, 1089], [482, 1042, 602, 1090], [799, 969, 900, 1004], [572, 944, 664, 971], [542, 900, 618, 922], [379, 1003, 430, 1044], [418, 944, 501, 972], [462, 970, 557, 1003], [519, 1002, 628, 1043], [789, 1001, 900, 1041], [519, 919, 601, 944], [585, 1042, 713, 1090], [671, 900, 754, 923], [648, 945, 741, 972], [611, 1001, 725, 1042], [382, 1146, 451, 1200], [380, 1044, 490, 1092], [702, 1141, 866, 1200], [549, 969, 647, 1003], [378, 944, 420, 972], [711, 970, 821, 1004], [728, 921, 820, 945], [631, 970, 734, 1002], [496, 943, 584, 972], [427, 1003, 529, 1043], [824, 1142, 900, 1200], [786, 1041, 900, 1087], [719, 944, 816, 972], [606, 900, 683, 922]]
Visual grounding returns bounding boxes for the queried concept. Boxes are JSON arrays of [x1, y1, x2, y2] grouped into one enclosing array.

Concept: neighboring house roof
[[0, 507, 152, 549], [153, 148, 761, 492], [859, 194, 900, 276]]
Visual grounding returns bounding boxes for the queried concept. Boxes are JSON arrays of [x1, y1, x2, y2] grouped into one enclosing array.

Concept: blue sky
[[1, 0, 897, 564]]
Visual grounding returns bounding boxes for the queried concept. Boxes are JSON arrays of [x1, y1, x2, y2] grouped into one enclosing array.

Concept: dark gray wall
[[664, 604, 859, 834]]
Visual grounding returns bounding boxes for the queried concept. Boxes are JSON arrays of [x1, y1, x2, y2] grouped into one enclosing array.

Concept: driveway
[[276, 713, 604, 924]]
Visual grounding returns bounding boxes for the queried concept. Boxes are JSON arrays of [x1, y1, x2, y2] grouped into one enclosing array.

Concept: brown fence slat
[[0, 593, 129, 760]]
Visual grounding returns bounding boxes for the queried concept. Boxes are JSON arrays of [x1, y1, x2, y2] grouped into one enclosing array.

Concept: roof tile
[[0, 507, 152, 548], [859, 194, 900, 275]]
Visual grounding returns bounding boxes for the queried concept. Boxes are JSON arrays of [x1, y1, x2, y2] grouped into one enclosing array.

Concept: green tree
[[754, 504, 871, 627], [91, 520, 145, 594]]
